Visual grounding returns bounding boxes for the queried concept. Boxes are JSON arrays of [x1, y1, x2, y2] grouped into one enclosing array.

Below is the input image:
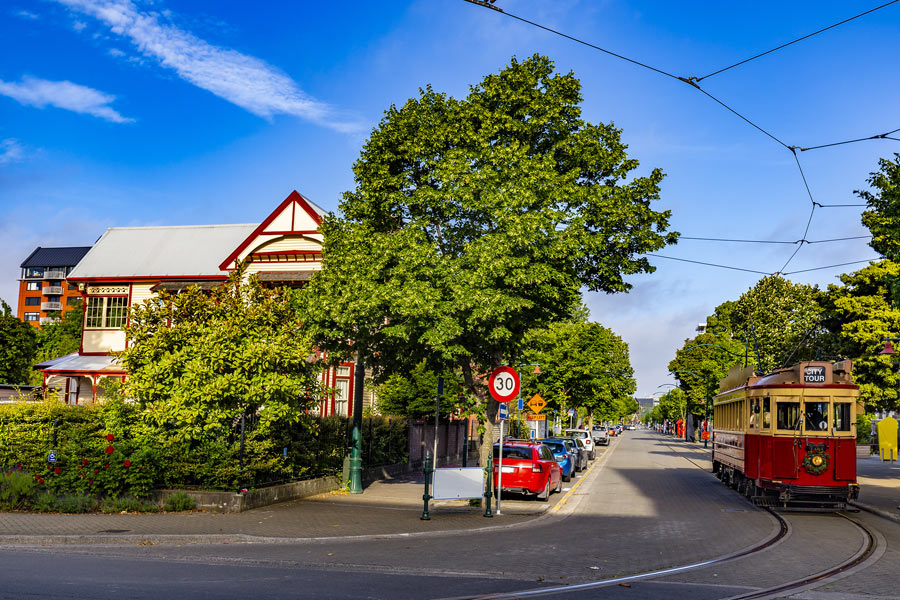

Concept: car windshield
[[568, 431, 588, 439], [543, 442, 565, 453]]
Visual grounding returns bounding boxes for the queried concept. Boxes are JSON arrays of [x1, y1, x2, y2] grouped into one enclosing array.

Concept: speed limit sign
[[488, 367, 520, 403]]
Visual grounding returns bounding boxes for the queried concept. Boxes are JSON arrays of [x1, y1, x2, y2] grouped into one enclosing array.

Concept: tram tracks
[[453, 436, 884, 600]]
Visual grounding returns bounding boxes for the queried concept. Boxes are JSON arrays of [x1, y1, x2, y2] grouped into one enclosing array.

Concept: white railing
[[39, 317, 59, 325], [44, 286, 64, 296], [41, 302, 62, 311], [43, 270, 66, 279]]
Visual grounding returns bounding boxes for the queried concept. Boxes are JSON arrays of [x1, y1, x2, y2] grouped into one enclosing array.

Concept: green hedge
[[1, 398, 410, 494]]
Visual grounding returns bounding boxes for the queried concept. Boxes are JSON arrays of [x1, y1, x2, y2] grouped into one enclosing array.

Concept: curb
[[848, 500, 900, 526]]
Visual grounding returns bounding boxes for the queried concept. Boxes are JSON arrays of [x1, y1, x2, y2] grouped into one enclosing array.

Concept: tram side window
[[833, 403, 851, 431], [804, 401, 829, 432], [777, 402, 801, 430], [762, 397, 771, 429]]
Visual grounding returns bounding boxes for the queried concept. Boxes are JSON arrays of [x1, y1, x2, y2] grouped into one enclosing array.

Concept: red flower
[[106, 433, 115, 442], [104, 464, 110, 469], [82, 458, 88, 466], [106, 445, 115, 454], [78, 465, 83, 470], [53, 467, 61, 474], [94, 468, 100, 474], [88, 480, 93, 485], [123, 460, 131, 468], [38, 478, 44, 484]]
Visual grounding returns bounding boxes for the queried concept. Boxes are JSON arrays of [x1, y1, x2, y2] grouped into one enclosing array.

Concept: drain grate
[[97, 529, 131, 533]]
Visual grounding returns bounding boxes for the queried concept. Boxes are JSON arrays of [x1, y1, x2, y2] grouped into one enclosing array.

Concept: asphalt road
[[2, 432, 898, 599]]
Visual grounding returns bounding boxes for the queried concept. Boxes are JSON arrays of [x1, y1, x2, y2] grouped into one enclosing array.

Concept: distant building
[[635, 397, 655, 416], [17, 246, 92, 327]]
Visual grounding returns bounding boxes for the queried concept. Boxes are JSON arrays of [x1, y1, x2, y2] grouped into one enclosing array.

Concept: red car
[[492, 441, 562, 501]]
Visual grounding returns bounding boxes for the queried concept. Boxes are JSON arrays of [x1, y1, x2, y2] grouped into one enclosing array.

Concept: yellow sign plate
[[526, 413, 546, 421], [527, 394, 547, 414]]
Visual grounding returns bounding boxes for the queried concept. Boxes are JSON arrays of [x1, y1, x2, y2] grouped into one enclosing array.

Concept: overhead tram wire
[[693, 0, 900, 82], [783, 258, 884, 275], [463, 0, 894, 276], [679, 235, 871, 244], [646, 254, 771, 276], [797, 127, 900, 151]]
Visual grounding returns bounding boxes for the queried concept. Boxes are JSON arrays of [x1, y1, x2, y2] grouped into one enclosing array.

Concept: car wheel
[[563, 472, 571, 482], [537, 479, 550, 502], [554, 476, 562, 494]]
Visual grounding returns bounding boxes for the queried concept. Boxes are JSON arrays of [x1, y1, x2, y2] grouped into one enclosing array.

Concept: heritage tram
[[711, 360, 861, 509]]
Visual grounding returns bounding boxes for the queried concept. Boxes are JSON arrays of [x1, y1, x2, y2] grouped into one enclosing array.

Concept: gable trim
[[218, 190, 324, 271]]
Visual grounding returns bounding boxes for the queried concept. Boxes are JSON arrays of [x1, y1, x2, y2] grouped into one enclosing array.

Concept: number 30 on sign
[[488, 367, 520, 403]]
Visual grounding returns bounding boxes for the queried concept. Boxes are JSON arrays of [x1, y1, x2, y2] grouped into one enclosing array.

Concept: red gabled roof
[[219, 190, 325, 271]]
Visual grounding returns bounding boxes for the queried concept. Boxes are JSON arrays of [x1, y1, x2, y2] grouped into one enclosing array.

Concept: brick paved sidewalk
[[852, 454, 900, 523], [0, 472, 553, 545]]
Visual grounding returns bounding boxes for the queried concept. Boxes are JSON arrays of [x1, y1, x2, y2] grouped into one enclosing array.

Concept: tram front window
[[833, 403, 851, 431], [777, 402, 801, 430], [804, 401, 829, 432]]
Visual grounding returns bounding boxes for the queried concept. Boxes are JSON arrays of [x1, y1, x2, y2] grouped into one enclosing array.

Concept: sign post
[[489, 367, 519, 515]]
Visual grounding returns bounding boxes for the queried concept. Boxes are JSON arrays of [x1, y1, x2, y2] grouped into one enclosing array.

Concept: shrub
[[100, 496, 158, 513], [30, 491, 58, 513], [163, 491, 196, 512], [0, 469, 37, 509], [54, 493, 96, 513]]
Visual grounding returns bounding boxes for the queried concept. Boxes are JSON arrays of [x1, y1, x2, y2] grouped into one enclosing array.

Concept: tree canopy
[[303, 55, 676, 462], [119, 272, 323, 443], [0, 299, 37, 385], [859, 154, 900, 304], [820, 260, 900, 411]]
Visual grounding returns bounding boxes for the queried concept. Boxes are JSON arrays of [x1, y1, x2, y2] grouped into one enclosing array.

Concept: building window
[[25, 297, 40, 306], [68, 283, 78, 290], [85, 296, 128, 328], [25, 267, 44, 278], [67, 296, 82, 306], [24, 312, 39, 321], [26, 281, 42, 291], [334, 379, 350, 417]]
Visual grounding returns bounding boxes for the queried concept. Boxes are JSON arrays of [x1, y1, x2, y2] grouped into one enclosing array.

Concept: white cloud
[[0, 76, 134, 123], [0, 139, 25, 164], [72, 19, 87, 31], [55, 0, 361, 133], [15, 9, 39, 20]]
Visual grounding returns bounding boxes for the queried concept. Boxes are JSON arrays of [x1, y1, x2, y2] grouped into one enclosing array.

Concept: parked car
[[540, 439, 576, 481], [559, 438, 587, 471], [564, 428, 595, 460], [492, 441, 562, 501], [625, 424, 636, 431], [592, 425, 610, 446]]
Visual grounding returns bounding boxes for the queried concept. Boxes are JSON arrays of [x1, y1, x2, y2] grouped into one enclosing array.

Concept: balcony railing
[[44, 286, 64, 296], [43, 270, 66, 280], [39, 317, 59, 325], [41, 302, 62, 311]]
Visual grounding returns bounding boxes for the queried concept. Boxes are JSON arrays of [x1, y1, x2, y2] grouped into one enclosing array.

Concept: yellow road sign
[[527, 394, 547, 414], [526, 413, 546, 421]]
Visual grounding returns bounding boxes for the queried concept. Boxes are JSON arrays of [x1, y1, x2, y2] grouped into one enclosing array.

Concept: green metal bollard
[[421, 451, 433, 520], [483, 452, 493, 518]]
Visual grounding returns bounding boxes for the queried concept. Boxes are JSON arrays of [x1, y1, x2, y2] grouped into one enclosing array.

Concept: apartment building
[[17, 246, 92, 327]]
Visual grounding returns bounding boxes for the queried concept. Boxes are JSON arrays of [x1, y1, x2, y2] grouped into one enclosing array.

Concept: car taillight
[[532, 463, 543, 473]]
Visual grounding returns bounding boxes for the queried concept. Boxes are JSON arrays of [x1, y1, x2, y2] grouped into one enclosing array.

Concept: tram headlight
[[811, 455, 824, 467]]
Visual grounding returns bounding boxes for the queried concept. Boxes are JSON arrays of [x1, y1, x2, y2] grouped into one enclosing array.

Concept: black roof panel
[[20, 246, 92, 268]]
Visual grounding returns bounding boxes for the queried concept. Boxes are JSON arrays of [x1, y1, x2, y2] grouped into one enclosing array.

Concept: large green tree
[[668, 331, 746, 418], [0, 300, 37, 384], [820, 260, 900, 411], [521, 318, 636, 425], [303, 55, 676, 468], [710, 275, 822, 373], [859, 154, 900, 304], [119, 272, 323, 443]]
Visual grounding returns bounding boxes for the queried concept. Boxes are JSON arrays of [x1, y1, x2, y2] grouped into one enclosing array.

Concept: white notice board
[[432, 467, 484, 500]]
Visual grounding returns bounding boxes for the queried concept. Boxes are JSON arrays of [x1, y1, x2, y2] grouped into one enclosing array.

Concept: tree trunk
[[461, 359, 501, 506]]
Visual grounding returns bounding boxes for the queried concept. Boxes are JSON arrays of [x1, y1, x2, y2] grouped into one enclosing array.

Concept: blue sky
[[1, 1, 898, 395]]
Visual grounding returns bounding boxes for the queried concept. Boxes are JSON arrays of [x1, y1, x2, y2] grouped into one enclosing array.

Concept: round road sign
[[488, 367, 520, 403]]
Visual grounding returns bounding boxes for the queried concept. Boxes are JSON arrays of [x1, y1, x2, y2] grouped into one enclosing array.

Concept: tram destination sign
[[803, 366, 826, 384]]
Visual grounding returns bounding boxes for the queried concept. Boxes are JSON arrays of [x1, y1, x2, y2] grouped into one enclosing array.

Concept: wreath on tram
[[802, 448, 829, 476]]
